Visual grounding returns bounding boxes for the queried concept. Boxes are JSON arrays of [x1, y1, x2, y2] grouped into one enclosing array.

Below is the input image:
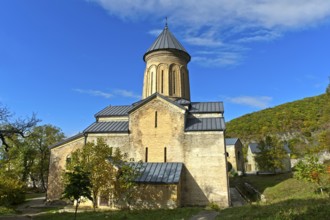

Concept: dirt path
[[0, 195, 48, 219], [189, 210, 219, 220], [188, 188, 247, 220]]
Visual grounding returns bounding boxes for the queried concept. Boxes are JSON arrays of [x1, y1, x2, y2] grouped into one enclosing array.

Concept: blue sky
[[1, 0, 329, 137]]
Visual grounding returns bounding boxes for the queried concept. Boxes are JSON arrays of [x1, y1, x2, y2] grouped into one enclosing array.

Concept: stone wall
[[183, 131, 229, 207], [47, 136, 85, 201], [227, 142, 244, 173], [131, 183, 180, 209], [129, 96, 186, 163]]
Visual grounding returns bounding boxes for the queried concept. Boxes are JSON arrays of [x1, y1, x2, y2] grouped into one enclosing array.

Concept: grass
[[34, 207, 203, 220], [216, 198, 330, 220], [0, 206, 16, 215], [223, 172, 330, 219], [4, 173, 330, 219], [25, 192, 45, 200]]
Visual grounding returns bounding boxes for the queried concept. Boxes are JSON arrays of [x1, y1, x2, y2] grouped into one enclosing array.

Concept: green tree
[[62, 166, 93, 220], [294, 156, 326, 194], [26, 125, 65, 191], [255, 136, 288, 173], [68, 138, 119, 209], [0, 171, 25, 206], [68, 138, 140, 209], [114, 155, 142, 209]]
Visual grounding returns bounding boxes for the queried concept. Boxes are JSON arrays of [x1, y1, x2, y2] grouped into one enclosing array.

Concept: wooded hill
[[226, 92, 330, 156]]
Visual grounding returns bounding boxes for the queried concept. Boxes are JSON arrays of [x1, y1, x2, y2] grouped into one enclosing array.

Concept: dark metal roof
[[225, 138, 239, 146], [128, 93, 186, 114], [130, 162, 183, 184], [175, 99, 191, 105], [144, 26, 190, 61], [84, 121, 129, 133], [95, 105, 133, 117], [189, 102, 224, 113], [49, 133, 84, 149], [249, 143, 291, 154], [249, 143, 260, 154], [185, 117, 225, 131]]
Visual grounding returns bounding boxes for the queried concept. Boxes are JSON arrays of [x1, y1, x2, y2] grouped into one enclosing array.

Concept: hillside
[[226, 93, 330, 155]]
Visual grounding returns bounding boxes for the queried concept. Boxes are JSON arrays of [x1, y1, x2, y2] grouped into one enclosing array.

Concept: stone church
[[47, 25, 230, 208]]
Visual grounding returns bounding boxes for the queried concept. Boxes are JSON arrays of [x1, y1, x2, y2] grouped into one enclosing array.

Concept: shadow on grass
[[217, 197, 330, 220], [230, 173, 293, 201]]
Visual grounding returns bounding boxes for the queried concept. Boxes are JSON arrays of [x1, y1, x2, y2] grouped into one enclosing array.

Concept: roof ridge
[[144, 26, 190, 61]]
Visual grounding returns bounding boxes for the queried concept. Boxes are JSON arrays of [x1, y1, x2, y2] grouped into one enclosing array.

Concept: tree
[[114, 155, 142, 209], [68, 138, 139, 209], [0, 104, 39, 152], [26, 125, 65, 191], [255, 136, 288, 173], [68, 138, 119, 209], [62, 166, 93, 220], [294, 156, 326, 194]]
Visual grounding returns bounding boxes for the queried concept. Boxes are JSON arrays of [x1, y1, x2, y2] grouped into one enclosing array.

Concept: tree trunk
[[74, 200, 79, 220], [93, 191, 98, 210]]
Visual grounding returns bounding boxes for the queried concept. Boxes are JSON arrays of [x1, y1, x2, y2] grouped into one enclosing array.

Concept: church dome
[[143, 25, 191, 62]]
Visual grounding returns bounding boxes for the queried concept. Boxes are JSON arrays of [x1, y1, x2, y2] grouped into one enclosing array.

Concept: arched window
[[172, 70, 176, 94], [155, 111, 158, 128], [66, 155, 71, 168], [145, 147, 148, 162], [181, 71, 185, 97], [161, 70, 164, 93], [150, 71, 153, 94]]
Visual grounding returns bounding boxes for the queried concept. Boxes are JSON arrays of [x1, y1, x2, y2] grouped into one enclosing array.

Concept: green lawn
[[34, 207, 202, 220], [222, 172, 330, 219], [216, 198, 330, 220], [0, 206, 16, 215], [25, 192, 46, 200]]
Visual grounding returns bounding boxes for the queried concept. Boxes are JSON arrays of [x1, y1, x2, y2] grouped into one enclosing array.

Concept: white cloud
[[114, 89, 141, 99], [88, 0, 330, 66], [235, 30, 282, 43], [74, 88, 141, 100], [73, 89, 113, 99], [184, 36, 222, 47], [89, 0, 330, 30], [193, 52, 242, 67], [226, 96, 272, 109], [148, 29, 162, 37]]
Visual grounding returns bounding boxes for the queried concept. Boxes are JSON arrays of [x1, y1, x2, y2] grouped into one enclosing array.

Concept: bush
[[0, 174, 25, 206]]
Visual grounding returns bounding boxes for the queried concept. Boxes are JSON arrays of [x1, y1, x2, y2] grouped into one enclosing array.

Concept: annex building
[[47, 25, 230, 208]]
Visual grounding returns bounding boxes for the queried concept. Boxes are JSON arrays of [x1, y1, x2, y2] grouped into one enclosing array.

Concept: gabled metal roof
[[249, 143, 291, 154], [185, 117, 225, 131], [144, 26, 190, 61], [49, 133, 84, 149], [225, 138, 239, 146], [84, 121, 129, 133], [95, 105, 133, 117], [128, 93, 186, 114], [130, 162, 183, 184], [175, 98, 191, 105], [189, 102, 224, 113]]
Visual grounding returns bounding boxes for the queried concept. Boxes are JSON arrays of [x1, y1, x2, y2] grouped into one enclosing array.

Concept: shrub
[[0, 173, 25, 206]]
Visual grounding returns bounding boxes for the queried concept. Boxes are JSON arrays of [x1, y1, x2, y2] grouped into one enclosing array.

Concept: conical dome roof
[[143, 25, 190, 61]]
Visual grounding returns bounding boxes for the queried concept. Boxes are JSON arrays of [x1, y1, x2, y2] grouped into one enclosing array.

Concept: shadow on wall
[[182, 165, 209, 206], [47, 158, 64, 202], [118, 184, 179, 209]]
